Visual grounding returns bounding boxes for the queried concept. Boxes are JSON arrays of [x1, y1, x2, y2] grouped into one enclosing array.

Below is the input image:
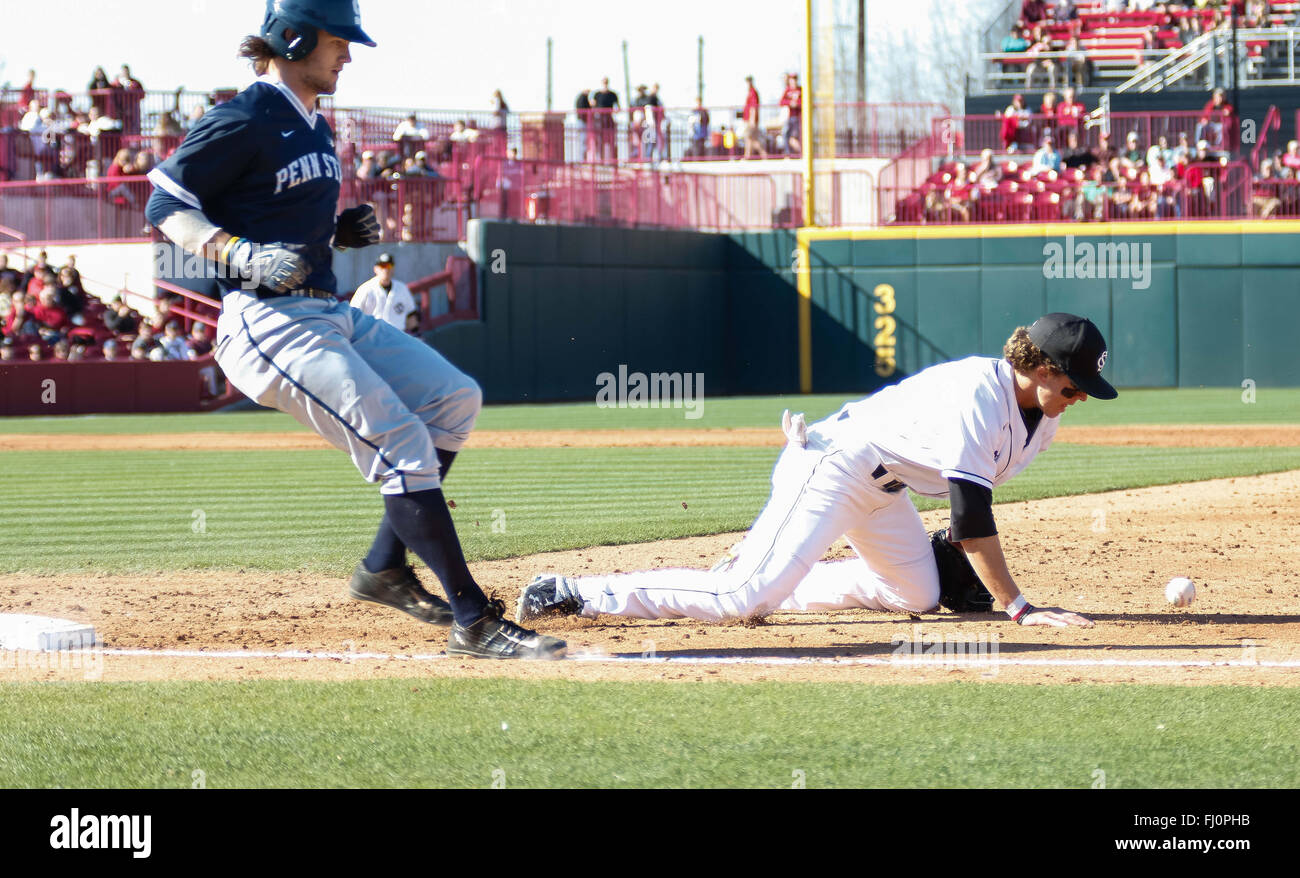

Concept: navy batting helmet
[[261, 0, 376, 62]]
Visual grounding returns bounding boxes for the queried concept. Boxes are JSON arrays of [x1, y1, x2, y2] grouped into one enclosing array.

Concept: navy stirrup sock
[[363, 448, 461, 574], [381, 488, 489, 625]]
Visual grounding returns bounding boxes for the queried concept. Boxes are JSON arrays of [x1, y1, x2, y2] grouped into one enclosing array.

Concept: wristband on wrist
[[1006, 595, 1032, 623], [219, 236, 245, 265]]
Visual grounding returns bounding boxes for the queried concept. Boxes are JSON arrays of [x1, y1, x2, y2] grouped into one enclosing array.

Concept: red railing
[[881, 161, 1253, 225], [411, 254, 477, 332], [327, 101, 945, 167], [936, 110, 1226, 158], [0, 176, 151, 243], [466, 155, 797, 230]]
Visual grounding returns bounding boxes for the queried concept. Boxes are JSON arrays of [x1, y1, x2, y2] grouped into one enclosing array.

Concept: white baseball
[[1165, 577, 1196, 607]]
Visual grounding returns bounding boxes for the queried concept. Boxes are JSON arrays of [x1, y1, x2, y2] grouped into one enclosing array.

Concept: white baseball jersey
[[570, 356, 1060, 622], [350, 277, 417, 331], [820, 356, 1058, 497]]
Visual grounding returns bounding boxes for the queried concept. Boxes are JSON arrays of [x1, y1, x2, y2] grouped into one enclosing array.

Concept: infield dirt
[[4, 466, 1298, 687]]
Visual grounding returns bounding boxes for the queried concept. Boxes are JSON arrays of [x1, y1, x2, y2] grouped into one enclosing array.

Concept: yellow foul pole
[[798, 0, 815, 394]]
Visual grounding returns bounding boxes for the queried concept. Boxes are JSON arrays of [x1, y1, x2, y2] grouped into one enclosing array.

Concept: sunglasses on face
[[1060, 382, 1084, 399]]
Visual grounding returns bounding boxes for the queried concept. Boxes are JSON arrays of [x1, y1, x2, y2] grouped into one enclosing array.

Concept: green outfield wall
[[429, 221, 1300, 402]]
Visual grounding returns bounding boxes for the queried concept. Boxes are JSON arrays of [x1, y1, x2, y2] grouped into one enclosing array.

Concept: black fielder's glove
[[930, 527, 996, 613], [334, 203, 381, 249], [222, 238, 310, 294]]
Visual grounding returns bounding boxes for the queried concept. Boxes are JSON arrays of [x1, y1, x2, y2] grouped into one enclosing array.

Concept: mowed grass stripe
[[2, 446, 1299, 574], [2, 387, 1297, 436], [0, 680, 1296, 788]]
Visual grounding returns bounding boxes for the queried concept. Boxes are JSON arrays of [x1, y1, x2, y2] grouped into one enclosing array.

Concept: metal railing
[[326, 101, 945, 168], [880, 161, 1254, 225], [0, 176, 152, 243]]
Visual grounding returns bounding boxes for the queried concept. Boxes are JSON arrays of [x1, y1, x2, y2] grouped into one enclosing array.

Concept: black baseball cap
[[1027, 313, 1117, 400], [375, 252, 394, 266]]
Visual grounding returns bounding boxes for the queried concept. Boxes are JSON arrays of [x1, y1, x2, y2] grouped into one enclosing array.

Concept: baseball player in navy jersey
[[520, 314, 1116, 629], [145, 0, 564, 659]]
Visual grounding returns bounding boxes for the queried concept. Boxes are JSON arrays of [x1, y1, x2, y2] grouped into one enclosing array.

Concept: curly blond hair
[[1003, 327, 1064, 376]]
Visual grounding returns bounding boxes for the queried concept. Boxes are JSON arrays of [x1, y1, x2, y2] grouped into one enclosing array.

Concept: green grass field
[[2, 392, 1297, 788], [1, 387, 1297, 434], [3, 443, 1300, 573], [0, 680, 1296, 788]]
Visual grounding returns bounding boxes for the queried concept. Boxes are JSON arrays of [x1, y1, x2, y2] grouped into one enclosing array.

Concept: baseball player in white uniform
[[519, 314, 1116, 629], [349, 251, 417, 332]]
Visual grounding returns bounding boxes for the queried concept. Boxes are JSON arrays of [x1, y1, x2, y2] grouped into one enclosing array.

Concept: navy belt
[[871, 463, 907, 494], [257, 288, 337, 301]]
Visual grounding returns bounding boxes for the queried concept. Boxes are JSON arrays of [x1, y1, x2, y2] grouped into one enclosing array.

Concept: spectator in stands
[[0, 255, 18, 290], [780, 73, 803, 156], [1170, 131, 1192, 164], [1095, 131, 1116, 167], [647, 84, 666, 162], [1062, 129, 1095, 168], [1031, 134, 1063, 174], [132, 149, 156, 174], [86, 105, 123, 145], [30, 286, 69, 337], [1062, 37, 1090, 87], [491, 90, 510, 129], [0, 276, 15, 323], [55, 266, 86, 318], [688, 99, 711, 159], [19, 69, 37, 109], [1053, 0, 1080, 24], [19, 99, 44, 134], [1074, 163, 1108, 221], [158, 321, 188, 360], [1246, 0, 1269, 26], [186, 322, 213, 358], [592, 78, 620, 162], [0, 338, 14, 361], [113, 64, 145, 134], [971, 148, 999, 188], [1038, 91, 1058, 143], [28, 342, 43, 362], [1121, 131, 1145, 172], [1280, 140, 1300, 176], [1182, 139, 1217, 215], [1002, 25, 1030, 54], [51, 339, 71, 361], [1253, 159, 1283, 218], [356, 151, 378, 180], [131, 323, 159, 360], [392, 113, 429, 160], [629, 85, 649, 160], [1149, 159, 1181, 219], [1146, 134, 1170, 170], [102, 295, 139, 336], [1025, 23, 1057, 89], [575, 89, 594, 161], [1196, 87, 1235, 153], [1000, 93, 1032, 152], [88, 66, 111, 92], [101, 338, 122, 361], [4, 294, 40, 341], [449, 120, 474, 144], [1021, 0, 1050, 23]]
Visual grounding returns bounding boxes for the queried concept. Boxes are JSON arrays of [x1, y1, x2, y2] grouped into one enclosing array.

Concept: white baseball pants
[[215, 290, 481, 495], [574, 436, 941, 621]]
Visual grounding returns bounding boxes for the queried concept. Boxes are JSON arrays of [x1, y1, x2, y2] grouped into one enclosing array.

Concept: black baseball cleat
[[447, 600, 567, 660], [349, 563, 454, 626], [516, 573, 584, 622]]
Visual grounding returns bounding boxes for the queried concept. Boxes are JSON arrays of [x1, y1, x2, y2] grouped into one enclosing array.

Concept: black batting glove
[[221, 237, 310, 294], [334, 203, 381, 249]]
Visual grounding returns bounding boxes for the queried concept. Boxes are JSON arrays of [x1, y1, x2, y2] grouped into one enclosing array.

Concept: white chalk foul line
[[19, 647, 1300, 670]]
